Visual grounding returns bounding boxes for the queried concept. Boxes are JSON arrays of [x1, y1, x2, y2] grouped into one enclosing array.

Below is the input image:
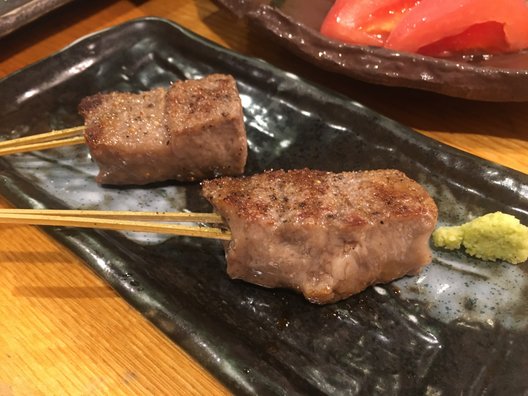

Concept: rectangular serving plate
[[0, 18, 527, 395]]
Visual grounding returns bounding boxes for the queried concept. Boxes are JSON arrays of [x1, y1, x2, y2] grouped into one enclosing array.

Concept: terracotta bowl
[[215, 0, 528, 102]]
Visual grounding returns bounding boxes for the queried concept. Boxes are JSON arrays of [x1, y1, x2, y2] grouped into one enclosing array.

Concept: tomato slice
[[418, 22, 509, 57], [385, 0, 528, 54], [320, 0, 422, 47]]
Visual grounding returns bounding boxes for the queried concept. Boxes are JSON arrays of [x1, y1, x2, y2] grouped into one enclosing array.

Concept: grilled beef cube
[[79, 88, 171, 185], [78, 74, 247, 185], [165, 74, 247, 182], [202, 169, 438, 304]]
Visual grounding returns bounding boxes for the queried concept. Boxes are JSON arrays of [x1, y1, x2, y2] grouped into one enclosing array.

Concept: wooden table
[[0, 0, 526, 394]]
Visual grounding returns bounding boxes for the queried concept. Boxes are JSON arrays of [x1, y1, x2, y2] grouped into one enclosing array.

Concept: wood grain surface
[[0, 0, 526, 394]]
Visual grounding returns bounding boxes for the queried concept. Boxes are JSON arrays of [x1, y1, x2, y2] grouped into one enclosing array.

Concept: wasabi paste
[[433, 212, 528, 264]]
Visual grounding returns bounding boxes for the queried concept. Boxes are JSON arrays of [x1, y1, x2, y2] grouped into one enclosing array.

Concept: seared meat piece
[[202, 169, 438, 304], [166, 75, 247, 182], [79, 74, 247, 185], [79, 88, 171, 185]]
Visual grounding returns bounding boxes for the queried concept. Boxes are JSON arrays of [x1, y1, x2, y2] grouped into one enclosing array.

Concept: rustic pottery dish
[[0, 18, 527, 395], [214, 0, 528, 102], [0, 0, 74, 38]]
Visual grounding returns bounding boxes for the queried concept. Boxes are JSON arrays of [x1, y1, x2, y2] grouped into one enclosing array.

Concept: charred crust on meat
[[78, 93, 105, 116]]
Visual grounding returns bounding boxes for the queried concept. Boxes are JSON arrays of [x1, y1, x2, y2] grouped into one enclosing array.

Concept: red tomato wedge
[[385, 0, 528, 55], [417, 22, 509, 57], [320, 0, 528, 56], [320, 0, 422, 47]]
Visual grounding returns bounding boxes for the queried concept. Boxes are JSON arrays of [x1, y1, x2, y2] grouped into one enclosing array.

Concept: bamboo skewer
[[0, 126, 231, 239], [0, 126, 86, 156], [0, 126, 85, 147], [0, 127, 232, 239], [0, 136, 86, 156], [0, 209, 230, 241], [0, 209, 224, 223]]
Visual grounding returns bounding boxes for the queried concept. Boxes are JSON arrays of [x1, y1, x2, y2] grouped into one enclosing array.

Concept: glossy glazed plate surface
[[0, 0, 74, 38], [215, 0, 528, 102], [0, 18, 527, 395]]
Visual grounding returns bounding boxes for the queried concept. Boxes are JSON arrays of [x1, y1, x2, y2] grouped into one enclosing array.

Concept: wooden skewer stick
[[0, 209, 224, 223], [0, 136, 86, 156], [0, 126, 85, 147], [0, 211, 231, 241], [0, 126, 86, 156]]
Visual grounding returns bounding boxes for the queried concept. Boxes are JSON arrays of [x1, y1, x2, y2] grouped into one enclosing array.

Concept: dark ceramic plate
[[0, 18, 527, 395], [214, 0, 528, 102], [0, 0, 74, 38]]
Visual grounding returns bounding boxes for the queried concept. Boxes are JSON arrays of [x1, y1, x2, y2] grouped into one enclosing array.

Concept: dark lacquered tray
[[0, 0, 74, 38], [214, 0, 528, 102], [0, 17, 526, 395]]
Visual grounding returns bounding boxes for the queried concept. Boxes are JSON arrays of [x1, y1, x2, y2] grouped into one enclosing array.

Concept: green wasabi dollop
[[432, 212, 528, 264]]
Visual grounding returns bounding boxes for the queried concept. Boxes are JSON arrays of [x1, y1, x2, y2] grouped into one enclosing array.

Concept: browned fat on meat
[[202, 169, 438, 304], [78, 74, 247, 185]]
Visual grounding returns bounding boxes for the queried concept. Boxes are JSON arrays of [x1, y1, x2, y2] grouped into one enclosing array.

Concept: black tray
[[0, 17, 527, 395]]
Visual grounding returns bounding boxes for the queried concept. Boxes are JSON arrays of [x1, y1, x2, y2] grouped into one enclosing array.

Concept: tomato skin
[[385, 0, 528, 54], [418, 22, 509, 57], [320, 0, 422, 47]]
